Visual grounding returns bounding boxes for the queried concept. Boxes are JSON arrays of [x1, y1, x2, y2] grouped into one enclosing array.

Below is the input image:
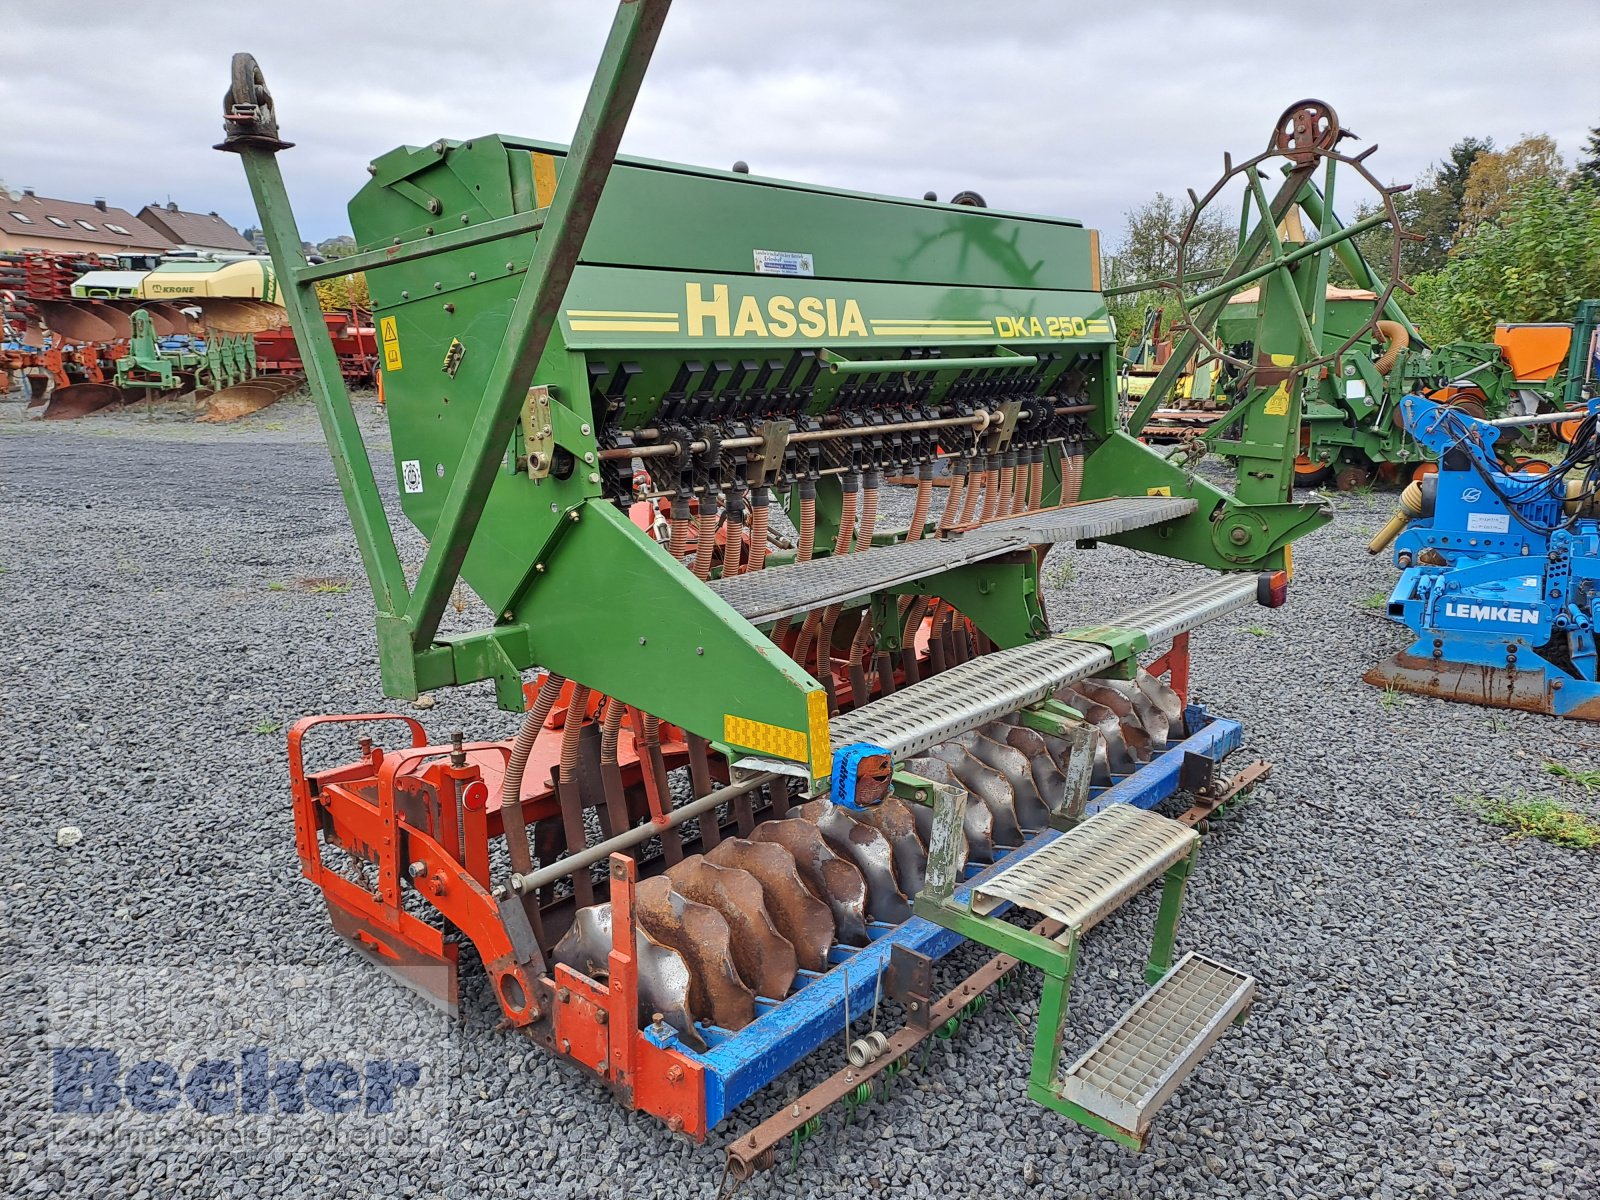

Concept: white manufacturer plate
[[1466, 512, 1509, 533], [753, 248, 814, 277], [1345, 379, 1367, 400], [401, 459, 424, 494]]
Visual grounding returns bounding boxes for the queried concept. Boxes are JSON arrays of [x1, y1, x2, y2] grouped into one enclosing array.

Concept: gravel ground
[[2, 392, 1597, 1200]]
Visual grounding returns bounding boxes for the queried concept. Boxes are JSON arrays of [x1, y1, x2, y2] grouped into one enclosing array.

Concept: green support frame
[[912, 777, 1204, 1149], [219, 0, 672, 648]]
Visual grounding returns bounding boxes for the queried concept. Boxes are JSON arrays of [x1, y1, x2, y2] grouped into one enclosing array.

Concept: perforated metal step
[[970, 803, 1197, 927], [710, 495, 1200, 624], [1058, 952, 1255, 1142], [829, 575, 1257, 758]]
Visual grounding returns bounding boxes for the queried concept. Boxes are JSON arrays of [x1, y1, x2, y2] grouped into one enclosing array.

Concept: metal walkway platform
[[829, 574, 1257, 758], [971, 804, 1198, 929], [710, 495, 1200, 624], [977, 495, 1197, 541], [1058, 952, 1255, 1143]]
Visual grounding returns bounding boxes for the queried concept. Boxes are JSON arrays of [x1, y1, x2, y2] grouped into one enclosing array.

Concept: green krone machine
[[219, 7, 1396, 1166]]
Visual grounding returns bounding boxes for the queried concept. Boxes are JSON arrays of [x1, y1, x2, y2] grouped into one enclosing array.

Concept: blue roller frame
[[639, 703, 1245, 1127]]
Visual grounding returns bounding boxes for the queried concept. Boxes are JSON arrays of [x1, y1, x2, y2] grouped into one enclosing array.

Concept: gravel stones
[[1, 397, 1595, 1198]]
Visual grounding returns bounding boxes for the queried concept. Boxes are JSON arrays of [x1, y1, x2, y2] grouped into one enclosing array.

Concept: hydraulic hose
[[771, 479, 816, 648], [994, 460, 1014, 520], [846, 472, 882, 672], [559, 684, 592, 780], [723, 498, 746, 577], [940, 462, 967, 530], [907, 463, 933, 542], [795, 474, 856, 677], [599, 694, 625, 765], [1062, 450, 1085, 504], [958, 457, 984, 525], [667, 495, 692, 563], [692, 495, 719, 581]]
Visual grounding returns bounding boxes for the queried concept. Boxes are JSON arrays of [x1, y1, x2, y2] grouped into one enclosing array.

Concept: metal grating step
[[710, 530, 1029, 624], [710, 495, 1200, 624], [971, 803, 1197, 927], [977, 495, 1197, 541], [1058, 952, 1255, 1143], [829, 575, 1257, 758]]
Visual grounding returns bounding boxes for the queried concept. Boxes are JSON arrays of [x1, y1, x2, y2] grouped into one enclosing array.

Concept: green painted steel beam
[[402, 0, 672, 652], [1291, 176, 1422, 346], [294, 206, 548, 282], [230, 149, 412, 618], [1125, 165, 1315, 437]]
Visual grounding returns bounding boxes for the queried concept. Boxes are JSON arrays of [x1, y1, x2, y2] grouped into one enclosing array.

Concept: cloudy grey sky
[[4, 1, 1597, 247]]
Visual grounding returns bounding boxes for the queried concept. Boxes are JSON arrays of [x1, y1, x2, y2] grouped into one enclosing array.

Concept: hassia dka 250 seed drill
[[220, 2, 1405, 1175]]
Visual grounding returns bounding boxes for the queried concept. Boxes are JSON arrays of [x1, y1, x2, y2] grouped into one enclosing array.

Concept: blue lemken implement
[[1367, 396, 1600, 719]]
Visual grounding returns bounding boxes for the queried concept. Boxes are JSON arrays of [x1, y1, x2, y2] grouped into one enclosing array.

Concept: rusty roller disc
[[839, 795, 927, 899], [635, 876, 755, 1032], [902, 756, 996, 865], [40, 382, 123, 420], [926, 743, 1025, 846], [704, 838, 835, 973], [958, 730, 1052, 830], [664, 856, 798, 1001], [1003, 725, 1069, 813], [793, 801, 912, 924], [1075, 681, 1155, 765], [749, 819, 870, 946], [551, 903, 704, 1051]]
